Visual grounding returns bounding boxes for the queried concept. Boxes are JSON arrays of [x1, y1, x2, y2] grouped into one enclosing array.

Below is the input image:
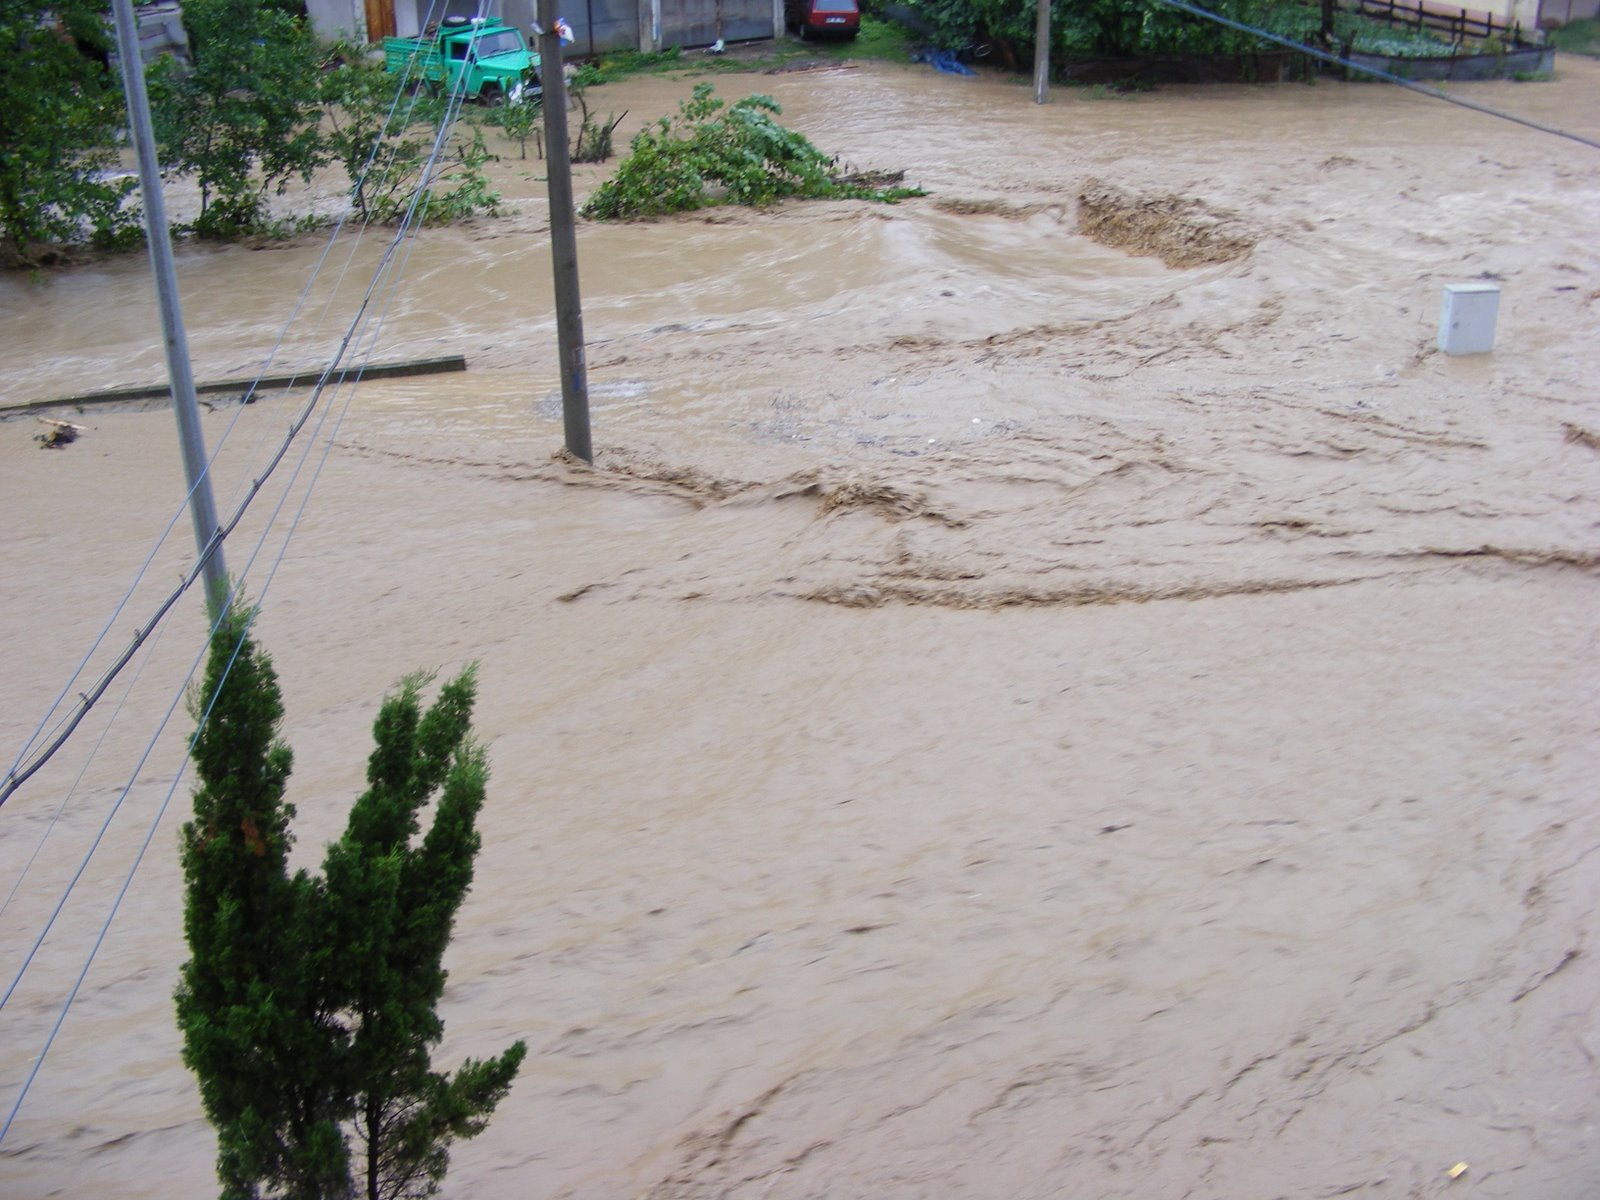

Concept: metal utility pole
[[110, 0, 229, 619], [535, 0, 594, 463], [1034, 0, 1051, 104]]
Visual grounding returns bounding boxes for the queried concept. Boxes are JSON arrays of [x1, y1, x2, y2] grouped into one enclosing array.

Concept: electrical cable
[[1153, 0, 1600, 152], [1, 0, 472, 976], [0, 607, 256, 1143], [0, 0, 460, 813], [0, 0, 501, 1136], [0, 610, 174, 922]]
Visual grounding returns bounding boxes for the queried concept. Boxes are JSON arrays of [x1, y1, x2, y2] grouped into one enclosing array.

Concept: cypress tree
[[320, 669, 527, 1200], [176, 607, 349, 1199], [177, 613, 524, 1200]]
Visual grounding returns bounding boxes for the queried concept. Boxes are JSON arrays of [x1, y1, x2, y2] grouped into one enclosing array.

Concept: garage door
[[564, 0, 642, 55], [661, 0, 773, 48]]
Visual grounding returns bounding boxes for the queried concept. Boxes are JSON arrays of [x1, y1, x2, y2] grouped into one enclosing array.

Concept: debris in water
[[1076, 179, 1255, 268], [34, 418, 85, 449], [1564, 422, 1600, 452], [1448, 1162, 1469, 1180]]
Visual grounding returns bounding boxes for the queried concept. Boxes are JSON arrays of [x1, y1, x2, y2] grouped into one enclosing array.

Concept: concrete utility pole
[[110, 0, 229, 620], [1034, 0, 1052, 104], [535, 0, 594, 463]]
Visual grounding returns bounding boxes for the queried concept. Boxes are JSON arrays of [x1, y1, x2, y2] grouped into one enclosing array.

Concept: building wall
[[305, 0, 365, 40], [311, 0, 783, 49], [1537, 0, 1598, 23]]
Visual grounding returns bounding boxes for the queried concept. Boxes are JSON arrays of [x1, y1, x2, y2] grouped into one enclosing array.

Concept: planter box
[[1060, 51, 1298, 85], [1344, 45, 1555, 79]]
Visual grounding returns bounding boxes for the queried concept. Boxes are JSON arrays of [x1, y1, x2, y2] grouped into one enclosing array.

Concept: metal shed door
[[661, 0, 772, 48]]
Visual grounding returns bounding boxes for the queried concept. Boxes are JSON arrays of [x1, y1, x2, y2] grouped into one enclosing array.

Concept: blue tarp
[[912, 48, 976, 76]]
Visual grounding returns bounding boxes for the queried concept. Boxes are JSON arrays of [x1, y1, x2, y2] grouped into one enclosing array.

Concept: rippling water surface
[[2, 56, 1599, 1200]]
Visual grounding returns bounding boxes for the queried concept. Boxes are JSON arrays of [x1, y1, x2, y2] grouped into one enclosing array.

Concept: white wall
[[305, 0, 365, 40]]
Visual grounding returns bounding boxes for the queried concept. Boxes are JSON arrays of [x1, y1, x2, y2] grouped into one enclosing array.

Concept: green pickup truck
[[383, 16, 540, 105]]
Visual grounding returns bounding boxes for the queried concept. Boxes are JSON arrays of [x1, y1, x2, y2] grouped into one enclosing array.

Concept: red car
[[789, 0, 860, 40]]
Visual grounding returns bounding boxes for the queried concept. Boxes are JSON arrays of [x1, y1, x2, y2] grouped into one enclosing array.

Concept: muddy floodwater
[[3, 55, 1599, 1199]]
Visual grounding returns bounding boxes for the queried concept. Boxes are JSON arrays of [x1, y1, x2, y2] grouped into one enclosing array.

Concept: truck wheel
[[480, 83, 504, 107]]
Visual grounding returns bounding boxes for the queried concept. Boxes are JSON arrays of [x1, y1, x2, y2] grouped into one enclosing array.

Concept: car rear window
[[814, 0, 858, 11]]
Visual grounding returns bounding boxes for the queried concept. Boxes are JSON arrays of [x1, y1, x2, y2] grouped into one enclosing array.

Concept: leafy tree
[[149, 0, 325, 237], [582, 83, 920, 220], [320, 53, 503, 226], [908, 0, 1304, 59], [0, 0, 139, 264], [178, 609, 525, 1200]]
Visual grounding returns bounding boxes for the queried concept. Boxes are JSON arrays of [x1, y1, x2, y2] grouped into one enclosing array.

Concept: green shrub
[[320, 56, 500, 225], [581, 83, 921, 220], [493, 92, 543, 159]]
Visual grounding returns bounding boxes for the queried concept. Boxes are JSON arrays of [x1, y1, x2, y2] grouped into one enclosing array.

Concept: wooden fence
[[1347, 0, 1523, 43]]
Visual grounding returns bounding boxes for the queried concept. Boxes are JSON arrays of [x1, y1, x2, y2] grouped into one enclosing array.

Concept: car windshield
[[814, 0, 858, 11], [472, 30, 525, 56]]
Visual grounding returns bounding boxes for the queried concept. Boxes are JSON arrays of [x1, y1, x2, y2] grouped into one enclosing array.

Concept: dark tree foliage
[[178, 609, 525, 1200], [148, 0, 325, 237], [0, 0, 139, 263], [320, 669, 527, 1200], [909, 0, 1299, 58], [177, 607, 350, 1199]]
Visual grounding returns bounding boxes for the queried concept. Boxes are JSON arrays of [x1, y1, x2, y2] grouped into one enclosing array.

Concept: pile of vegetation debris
[[1076, 179, 1256, 268]]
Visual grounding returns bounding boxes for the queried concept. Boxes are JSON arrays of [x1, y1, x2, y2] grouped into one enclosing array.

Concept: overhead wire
[[1154, 0, 1600, 152], [0, 1, 470, 813], [0, 603, 256, 1143], [2, 0, 466, 988], [1, 0, 503, 1138], [1, 0, 469, 974], [0, 608, 175, 923]]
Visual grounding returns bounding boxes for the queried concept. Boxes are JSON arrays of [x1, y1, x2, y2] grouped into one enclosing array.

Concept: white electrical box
[[1438, 283, 1500, 356]]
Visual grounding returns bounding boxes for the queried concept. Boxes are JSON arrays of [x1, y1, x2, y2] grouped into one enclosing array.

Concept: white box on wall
[[1438, 283, 1500, 355]]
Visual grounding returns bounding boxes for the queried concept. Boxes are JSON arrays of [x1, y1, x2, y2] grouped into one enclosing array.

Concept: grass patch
[[571, 45, 686, 85], [807, 17, 919, 63], [568, 18, 918, 84], [1547, 17, 1600, 56]]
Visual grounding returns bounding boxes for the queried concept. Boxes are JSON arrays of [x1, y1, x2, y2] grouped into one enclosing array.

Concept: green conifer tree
[[177, 611, 525, 1200], [176, 607, 350, 1199], [320, 669, 527, 1200]]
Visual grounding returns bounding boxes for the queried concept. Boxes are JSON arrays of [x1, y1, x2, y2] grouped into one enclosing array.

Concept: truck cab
[[384, 16, 539, 105]]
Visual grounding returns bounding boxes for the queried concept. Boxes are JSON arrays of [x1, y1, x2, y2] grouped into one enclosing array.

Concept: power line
[[0, 608, 255, 1143], [0, 610, 173, 924], [0, 0, 465, 814], [0, 0, 499, 1137], [2, 0, 474, 1016], [0, 4, 492, 812], [1155, 0, 1600, 152]]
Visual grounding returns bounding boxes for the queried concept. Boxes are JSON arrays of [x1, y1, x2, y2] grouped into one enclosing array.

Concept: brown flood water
[[2, 57, 1599, 1199]]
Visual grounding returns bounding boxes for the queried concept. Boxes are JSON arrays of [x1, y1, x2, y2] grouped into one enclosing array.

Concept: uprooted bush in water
[[580, 83, 922, 220]]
